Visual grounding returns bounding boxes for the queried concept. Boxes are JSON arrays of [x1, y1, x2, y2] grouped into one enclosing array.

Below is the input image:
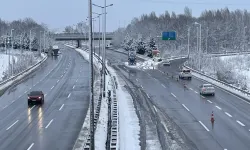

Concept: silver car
[[179, 69, 192, 80], [163, 60, 170, 66], [199, 84, 215, 95]]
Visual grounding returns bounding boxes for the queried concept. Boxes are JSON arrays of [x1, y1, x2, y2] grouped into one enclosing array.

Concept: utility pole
[[88, 0, 94, 149], [43, 31, 46, 53], [199, 24, 202, 70], [40, 31, 42, 55], [29, 30, 32, 51], [98, 16, 101, 57], [10, 29, 14, 76]]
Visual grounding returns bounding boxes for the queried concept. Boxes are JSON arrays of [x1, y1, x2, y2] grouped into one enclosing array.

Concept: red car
[[28, 91, 45, 105]]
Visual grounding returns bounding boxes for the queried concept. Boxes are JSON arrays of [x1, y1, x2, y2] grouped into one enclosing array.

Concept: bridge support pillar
[[77, 40, 81, 48]]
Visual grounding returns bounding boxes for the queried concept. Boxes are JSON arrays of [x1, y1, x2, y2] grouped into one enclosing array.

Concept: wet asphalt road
[[106, 49, 250, 150], [0, 45, 89, 150]]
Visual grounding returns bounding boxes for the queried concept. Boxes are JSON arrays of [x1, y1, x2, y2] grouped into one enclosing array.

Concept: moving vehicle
[[28, 91, 45, 105], [199, 84, 215, 95], [179, 68, 192, 80], [51, 45, 59, 56], [163, 60, 171, 66], [128, 50, 136, 65]]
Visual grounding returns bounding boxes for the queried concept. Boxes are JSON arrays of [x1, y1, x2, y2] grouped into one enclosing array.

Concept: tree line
[[0, 18, 49, 51], [113, 7, 250, 57]]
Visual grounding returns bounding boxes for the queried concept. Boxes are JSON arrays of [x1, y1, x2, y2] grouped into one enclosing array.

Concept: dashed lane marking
[[44, 94, 47, 97], [45, 119, 54, 129], [171, 93, 177, 98], [57, 80, 60, 83], [59, 104, 64, 111], [6, 120, 19, 130], [161, 122, 169, 133], [207, 100, 213, 103], [216, 106, 222, 110], [189, 88, 193, 91], [161, 84, 166, 88], [199, 121, 209, 131], [182, 104, 190, 111], [51, 86, 54, 90], [67, 93, 71, 98], [194, 91, 198, 94], [146, 94, 150, 98], [136, 79, 139, 82], [236, 120, 245, 127], [27, 143, 34, 150], [141, 85, 143, 89], [73, 85, 75, 89], [30, 105, 35, 111], [225, 112, 232, 117]]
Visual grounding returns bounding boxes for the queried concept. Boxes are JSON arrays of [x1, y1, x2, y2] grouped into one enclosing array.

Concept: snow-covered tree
[[22, 33, 30, 49], [31, 37, 39, 50]]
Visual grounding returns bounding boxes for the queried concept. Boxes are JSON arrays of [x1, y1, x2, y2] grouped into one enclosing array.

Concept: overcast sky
[[0, 0, 250, 32]]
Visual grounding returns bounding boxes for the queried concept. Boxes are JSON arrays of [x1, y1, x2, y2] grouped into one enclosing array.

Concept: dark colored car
[[28, 91, 44, 105]]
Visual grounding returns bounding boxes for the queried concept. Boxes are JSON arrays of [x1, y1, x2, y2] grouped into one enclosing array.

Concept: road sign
[[162, 31, 176, 40]]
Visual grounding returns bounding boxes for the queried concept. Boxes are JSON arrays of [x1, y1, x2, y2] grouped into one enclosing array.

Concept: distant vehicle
[[128, 50, 136, 65], [199, 84, 215, 95], [163, 60, 170, 66], [179, 68, 192, 80], [28, 91, 44, 105], [51, 45, 59, 56]]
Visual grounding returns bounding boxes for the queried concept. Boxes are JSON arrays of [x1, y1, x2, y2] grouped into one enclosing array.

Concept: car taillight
[[28, 97, 30, 99], [38, 97, 41, 99], [202, 88, 206, 91]]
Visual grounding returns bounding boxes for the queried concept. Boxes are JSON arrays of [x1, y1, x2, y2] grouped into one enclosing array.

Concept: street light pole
[[10, 29, 14, 76], [206, 27, 208, 54], [187, 27, 190, 58], [103, 0, 107, 97], [43, 31, 46, 53], [29, 30, 32, 51], [40, 31, 42, 55], [88, 0, 94, 149], [244, 26, 247, 52]]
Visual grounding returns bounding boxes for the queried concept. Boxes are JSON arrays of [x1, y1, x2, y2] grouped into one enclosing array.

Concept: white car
[[163, 60, 171, 66], [199, 84, 215, 95], [179, 69, 192, 80]]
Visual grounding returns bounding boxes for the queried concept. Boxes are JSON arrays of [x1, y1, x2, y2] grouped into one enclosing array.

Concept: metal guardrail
[[183, 62, 250, 100], [0, 53, 47, 90]]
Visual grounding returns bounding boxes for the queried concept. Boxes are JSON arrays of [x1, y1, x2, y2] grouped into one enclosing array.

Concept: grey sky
[[1, 0, 250, 32]]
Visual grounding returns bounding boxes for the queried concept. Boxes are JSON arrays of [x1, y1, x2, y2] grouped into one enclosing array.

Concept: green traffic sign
[[162, 31, 176, 40]]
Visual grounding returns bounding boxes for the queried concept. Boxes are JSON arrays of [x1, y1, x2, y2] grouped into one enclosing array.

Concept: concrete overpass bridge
[[53, 32, 114, 47]]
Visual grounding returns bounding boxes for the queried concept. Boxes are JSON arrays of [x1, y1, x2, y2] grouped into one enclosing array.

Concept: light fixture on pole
[[187, 26, 190, 58], [10, 29, 14, 76], [92, 2, 113, 97]]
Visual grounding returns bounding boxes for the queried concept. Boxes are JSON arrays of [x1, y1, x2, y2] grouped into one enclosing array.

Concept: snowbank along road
[[0, 45, 91, 150], [106, 48, 250, 150]]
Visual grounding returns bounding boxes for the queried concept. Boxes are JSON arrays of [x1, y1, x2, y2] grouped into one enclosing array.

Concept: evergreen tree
[[31, 37, 39, 50]]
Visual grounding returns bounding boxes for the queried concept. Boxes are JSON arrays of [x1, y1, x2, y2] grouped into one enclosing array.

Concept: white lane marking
[[29, 88, 31, 90], [40, 79, 42, 82], [199, 121, 210, 131], [182, 104, 190, 111], [146, 94, 150, 98], [11, 100, 15, 104], [153, 105, 158, 113], [154, 78, 157, 81], [6, 120, 19, 130], [45, 119, 54, 129], [189, 88, 193, 91], [44, 94, 47, 97], [73, 85, 75, 89], [162, 122, 169, 133], [27, 143, 34, 150], [236, 120, 245, 126], [141, 85, 143, 89], [59, 104, 64, 111], [18, 95, 21, 98], [3, 105, 8, 109], [171, 93, 177, 98], [194, 91, 198, 94], [36, 82, 39, 85], [61, 75, 63, 78], [201, 95, 206, 98], [225, 112, 232, 117], [215, 106, 222, 110], [161, 84, 166, 88], [67, 93, 71, 98], [76, 79, 78, 83], [57, 80, 60, 83], [51, 86, 54, 90], [25, 91, 27, 93], [30, 105, 35, 111], [207, 100, 213, 103], [136, 79, 139, 82]]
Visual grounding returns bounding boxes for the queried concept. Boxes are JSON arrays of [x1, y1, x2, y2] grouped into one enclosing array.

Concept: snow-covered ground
[[0, 54, 18, 81], [66, 44, 141, 150], [125, 59, 160, 70]]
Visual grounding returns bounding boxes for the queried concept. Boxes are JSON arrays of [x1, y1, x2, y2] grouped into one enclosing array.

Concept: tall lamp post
[[88, 0, 94, 149], [92, 2, 113, 97], [10, 29, 14, 76], [194, 22, 202, 71]]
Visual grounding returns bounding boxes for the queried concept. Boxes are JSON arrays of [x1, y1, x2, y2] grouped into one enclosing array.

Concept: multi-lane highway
[[0, 45, 89, 150], [106, 48, 250, 150]]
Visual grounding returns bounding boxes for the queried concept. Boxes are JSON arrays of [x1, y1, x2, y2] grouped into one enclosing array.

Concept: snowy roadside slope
[[0, 53, 47, 92], [107, 65, 141, 150]]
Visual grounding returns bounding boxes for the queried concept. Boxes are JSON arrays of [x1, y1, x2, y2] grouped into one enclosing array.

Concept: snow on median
[[125, 59, 161, 70], [106, 65, 141, 150]]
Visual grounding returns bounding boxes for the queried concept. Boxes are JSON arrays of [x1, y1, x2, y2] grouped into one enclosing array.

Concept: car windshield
[[30, 91, 41, 96], [204, 84, 213, 88], [183, 70, 190, 73]]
